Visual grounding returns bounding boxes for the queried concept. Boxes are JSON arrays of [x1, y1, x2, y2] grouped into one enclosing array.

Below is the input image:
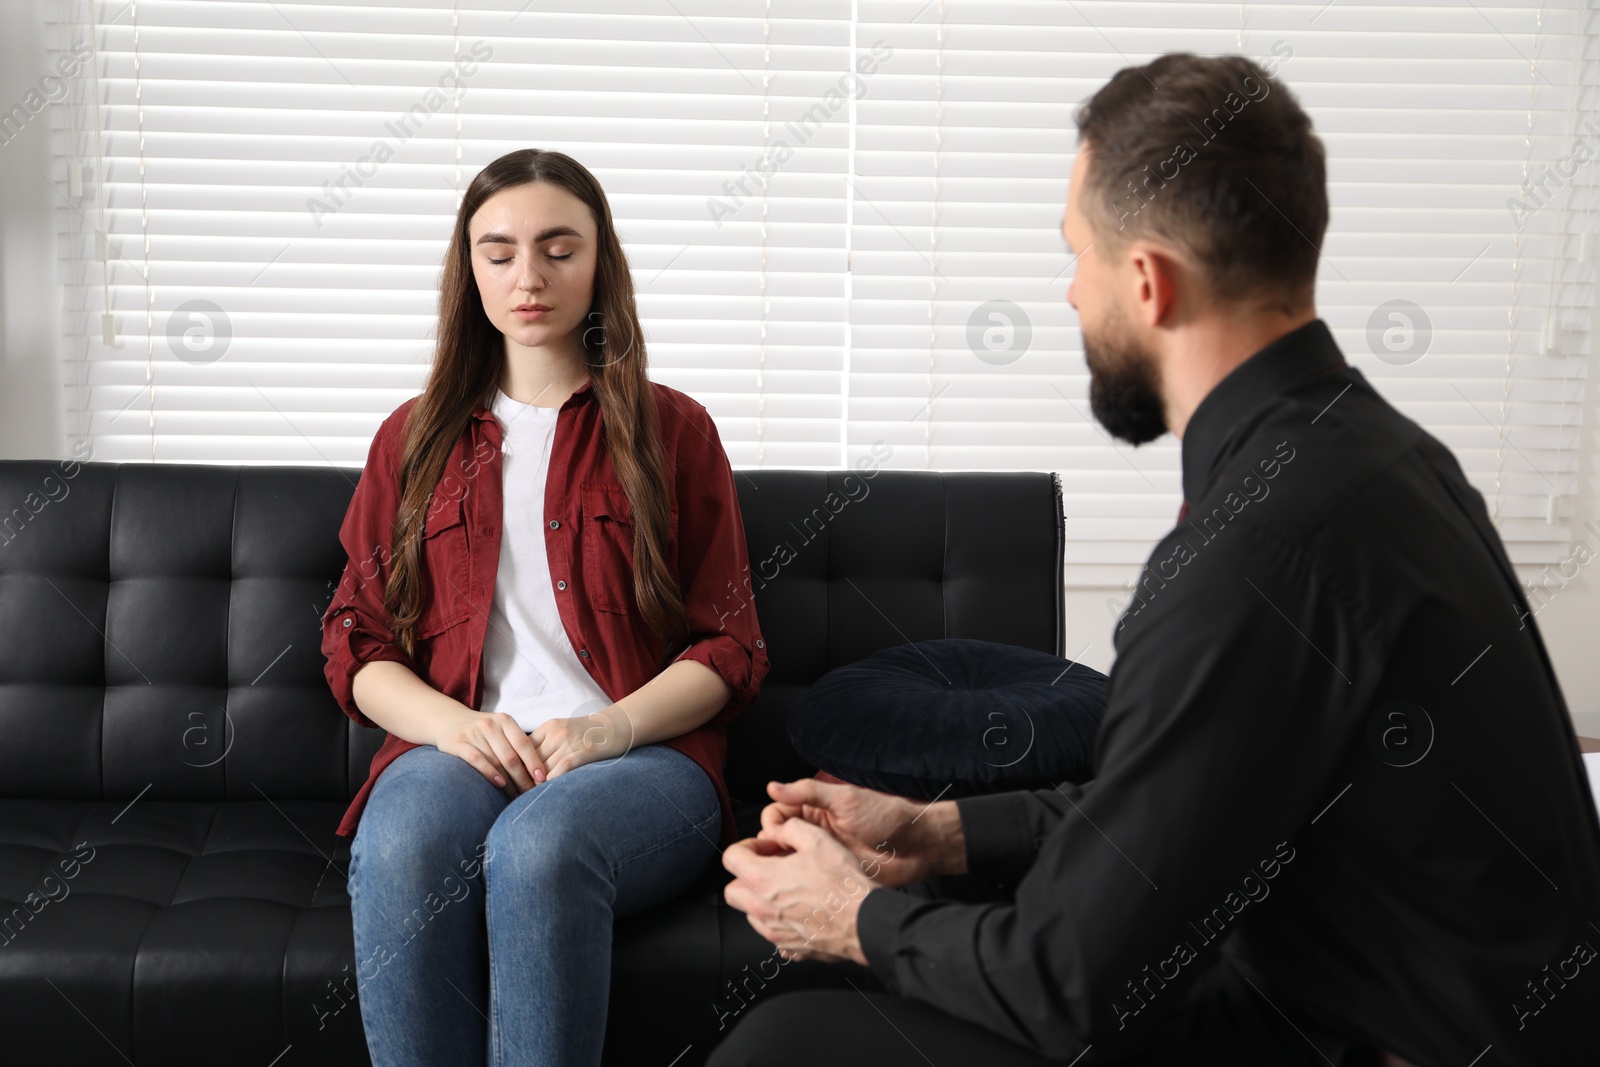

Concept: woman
[[318, 148, 771, 1066]]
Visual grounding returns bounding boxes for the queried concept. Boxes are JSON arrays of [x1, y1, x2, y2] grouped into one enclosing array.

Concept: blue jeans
[[348, 742, 722, 1067]]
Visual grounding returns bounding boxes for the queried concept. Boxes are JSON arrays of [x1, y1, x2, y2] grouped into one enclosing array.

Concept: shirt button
[[343, 617, 352, 628], [481, 525, 492, 537], [755, 638, 764, 648], [579, 649, 589, 658], [549, 519, 560, 529], [557, 580, 567, 590]]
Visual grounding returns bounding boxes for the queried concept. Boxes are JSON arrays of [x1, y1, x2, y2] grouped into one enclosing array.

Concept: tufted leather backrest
[[0, 461, 1063, 807], [0, 461, 381, 804], [724, 470, 1065, 800]]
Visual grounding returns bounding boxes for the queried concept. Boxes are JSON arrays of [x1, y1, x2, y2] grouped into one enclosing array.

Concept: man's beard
[[1083, 308, 1168, 446]]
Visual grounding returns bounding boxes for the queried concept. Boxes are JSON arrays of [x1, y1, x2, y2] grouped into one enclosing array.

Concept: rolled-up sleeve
[[667, 403, 770, 724], [320, 419, 417, 729]]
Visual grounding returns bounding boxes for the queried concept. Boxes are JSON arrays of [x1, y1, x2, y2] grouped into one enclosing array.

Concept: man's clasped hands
[[720, 778, 967, 968]]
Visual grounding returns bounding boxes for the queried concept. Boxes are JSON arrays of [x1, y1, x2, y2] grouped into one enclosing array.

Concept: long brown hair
[[383, 148, 688, 663]]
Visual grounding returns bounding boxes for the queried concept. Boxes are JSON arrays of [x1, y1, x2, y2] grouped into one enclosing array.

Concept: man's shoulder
[[1127, 373, 1478, 642], [1196, 371, 1433, 547]]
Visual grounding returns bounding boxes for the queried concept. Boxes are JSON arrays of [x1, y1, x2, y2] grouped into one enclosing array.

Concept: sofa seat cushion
[[0, 797, 372, 1063], [0, 796, 761, 1066]]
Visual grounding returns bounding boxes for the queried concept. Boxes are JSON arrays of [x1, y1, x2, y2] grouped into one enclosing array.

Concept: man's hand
[[757, 778, 966, 888], [723, 817, 877, 965]]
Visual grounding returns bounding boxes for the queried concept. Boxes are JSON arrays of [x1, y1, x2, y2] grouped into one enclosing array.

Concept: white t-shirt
[[480, 386, 612, 732]]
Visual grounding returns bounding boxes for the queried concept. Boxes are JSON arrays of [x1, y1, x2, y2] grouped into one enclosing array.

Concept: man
[[708, 52, 1600, 1067]]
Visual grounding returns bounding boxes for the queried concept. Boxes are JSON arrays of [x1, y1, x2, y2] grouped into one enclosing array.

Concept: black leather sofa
[[0, 458, 1065, 1066]]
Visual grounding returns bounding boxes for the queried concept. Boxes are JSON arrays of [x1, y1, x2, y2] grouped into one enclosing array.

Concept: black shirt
[[855, 317, 1600, 1065]]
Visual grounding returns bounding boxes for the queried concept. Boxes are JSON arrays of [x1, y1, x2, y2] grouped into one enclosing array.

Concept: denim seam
[[486, 847, 503, 1067], [608, 807, 720, 881]]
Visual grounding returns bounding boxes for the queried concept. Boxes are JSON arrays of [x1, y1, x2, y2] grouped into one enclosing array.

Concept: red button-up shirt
[[320, 379, 770, 848]]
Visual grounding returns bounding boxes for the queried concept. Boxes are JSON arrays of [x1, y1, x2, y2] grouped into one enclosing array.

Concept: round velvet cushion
[[787, 637, 1109, 801]]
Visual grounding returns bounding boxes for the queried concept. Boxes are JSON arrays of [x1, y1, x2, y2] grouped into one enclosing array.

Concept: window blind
[[47, 0, 857, 470], [846, 0, 1595, 585], [44, 0, 1596, 587]]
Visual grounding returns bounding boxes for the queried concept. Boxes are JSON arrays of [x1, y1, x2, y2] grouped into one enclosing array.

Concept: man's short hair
[[1074, 52, 1328, 314]]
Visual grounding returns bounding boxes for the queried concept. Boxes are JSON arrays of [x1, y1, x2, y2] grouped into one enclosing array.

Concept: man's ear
[[1125, 241, 1181, 328]]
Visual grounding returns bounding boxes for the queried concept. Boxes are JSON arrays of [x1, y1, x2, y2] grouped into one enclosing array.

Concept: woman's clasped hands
[[433, 705, 633, 799]]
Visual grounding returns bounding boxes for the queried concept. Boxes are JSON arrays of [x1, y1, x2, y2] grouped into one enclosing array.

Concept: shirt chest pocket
[[581, 483, 677, 615], [418, 491, 471, 638]]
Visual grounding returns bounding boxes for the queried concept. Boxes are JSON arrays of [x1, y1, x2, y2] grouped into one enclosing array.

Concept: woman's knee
[[482, 779, 607, 889], [354, 746, 503, 881], [481, 746, 719, 897]]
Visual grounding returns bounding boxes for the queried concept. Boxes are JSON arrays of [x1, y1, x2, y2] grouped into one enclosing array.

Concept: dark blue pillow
[[787, 638, 1109, 801]]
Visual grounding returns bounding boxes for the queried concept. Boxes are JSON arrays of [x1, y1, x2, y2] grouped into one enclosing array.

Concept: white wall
[[0, 0, 63, 462]]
